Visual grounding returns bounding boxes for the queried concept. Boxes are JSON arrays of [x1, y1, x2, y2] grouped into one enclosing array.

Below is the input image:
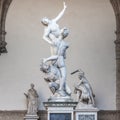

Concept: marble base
[[44, 102, 77, 120], [48, 96, 73, 102], [76, 102, 96, 110], [24, 114, 39, 120], [48, 91, 73, 102]]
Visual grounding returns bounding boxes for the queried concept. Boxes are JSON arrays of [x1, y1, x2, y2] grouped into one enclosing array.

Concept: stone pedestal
[[24, 114, 39, 120], [44, 102, 77, 120], [75, 104, 99, 120]]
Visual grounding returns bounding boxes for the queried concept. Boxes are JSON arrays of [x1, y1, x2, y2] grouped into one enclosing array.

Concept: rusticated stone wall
[[0, 110, 119, 120], [0, 110, 25, 120], [0, 110, 47, 120], [38, 110, 47, 120], [98, 110, 120, 120]]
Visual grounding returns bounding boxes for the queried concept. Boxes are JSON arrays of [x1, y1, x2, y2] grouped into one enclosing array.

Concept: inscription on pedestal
[[50, 113, 71, 120], [78, 114, 95, 120]]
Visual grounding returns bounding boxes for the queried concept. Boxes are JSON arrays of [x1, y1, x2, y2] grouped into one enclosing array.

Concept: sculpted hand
[[63, 2, 67, 9], [43, 58, 47, 63]]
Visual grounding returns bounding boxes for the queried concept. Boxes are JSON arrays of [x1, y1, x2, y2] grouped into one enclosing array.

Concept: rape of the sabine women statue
[[41, 2, 66, 55], [71, 69, 95, 108], [40, 2, 72, 101], [24, 84, 39, 115]]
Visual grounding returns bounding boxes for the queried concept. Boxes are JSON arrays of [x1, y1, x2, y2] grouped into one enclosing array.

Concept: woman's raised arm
[[53, 2, 67, 22]]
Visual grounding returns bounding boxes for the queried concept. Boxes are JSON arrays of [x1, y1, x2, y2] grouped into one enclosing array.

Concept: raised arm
[[43, 55, 58, 63], [53, 2, 67, 22]]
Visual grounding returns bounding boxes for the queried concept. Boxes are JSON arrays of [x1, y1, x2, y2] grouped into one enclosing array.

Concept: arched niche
[[0, 0, 118, 110]]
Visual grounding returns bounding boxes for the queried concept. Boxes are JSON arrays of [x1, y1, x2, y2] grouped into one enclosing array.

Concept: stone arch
[[0, 0, 12, 54], [110, 0, 120, 110]]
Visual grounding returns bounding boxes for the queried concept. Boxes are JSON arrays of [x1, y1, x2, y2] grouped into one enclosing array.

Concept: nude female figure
[[41, 2, 67, 55]]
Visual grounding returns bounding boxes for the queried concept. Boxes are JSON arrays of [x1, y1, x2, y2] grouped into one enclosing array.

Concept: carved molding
[[0, 0, 12, 55]]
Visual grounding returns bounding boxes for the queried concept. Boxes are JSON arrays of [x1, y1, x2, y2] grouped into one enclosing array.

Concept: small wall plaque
[[78, 114, 95, 120], [50, 113, 71, 120]]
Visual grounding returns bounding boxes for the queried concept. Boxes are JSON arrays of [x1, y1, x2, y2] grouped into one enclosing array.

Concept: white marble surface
[[24, 84, 39, 115], [24, 114, 39, 120], [41, 2, 72, 100], [73, 69, 95, 107]]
